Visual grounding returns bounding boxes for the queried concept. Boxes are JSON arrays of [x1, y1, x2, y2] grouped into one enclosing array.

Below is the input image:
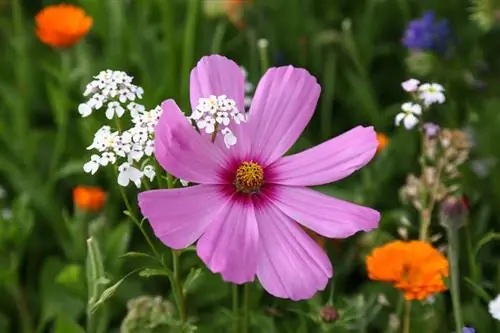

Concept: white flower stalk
[[395, 102, 422, 130], [418, 83, 445, 106], [189, 94, 246, 148], [489, 294, 500, 321], [79, 70, 161, 187]]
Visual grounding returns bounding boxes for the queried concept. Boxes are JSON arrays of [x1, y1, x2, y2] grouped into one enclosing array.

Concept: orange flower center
[[234, 161, 264, 193]]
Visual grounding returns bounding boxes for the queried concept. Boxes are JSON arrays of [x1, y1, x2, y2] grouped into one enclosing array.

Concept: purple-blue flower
[[423, 122, 440, 138], [454, 327, 475, 333], [402, 10, 450, 52]]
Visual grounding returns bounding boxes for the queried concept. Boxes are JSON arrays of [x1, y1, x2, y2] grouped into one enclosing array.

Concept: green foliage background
[[1, 0, 500, 332]]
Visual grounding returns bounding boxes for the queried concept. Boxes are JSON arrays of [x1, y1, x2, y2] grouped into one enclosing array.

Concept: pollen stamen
[[234, 161, 264, 193]]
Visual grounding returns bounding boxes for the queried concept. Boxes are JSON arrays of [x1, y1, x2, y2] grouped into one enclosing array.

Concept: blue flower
[[454, 327, 475, 333], [402, 10, 450, 52]]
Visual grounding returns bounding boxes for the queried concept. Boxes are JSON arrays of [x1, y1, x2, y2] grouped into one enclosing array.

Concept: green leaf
[[53, 316, 85, 333], [121, 251, 157, 260], [105, 222, 132, 272], [56, 264, 85, 298], [90, 269, 141, 313], [40, 258, 85, 326], [464, 277, 492, 302], [139, 268, 170, 278], [183, 268, 204, 294], [474, 232, 500, 258]]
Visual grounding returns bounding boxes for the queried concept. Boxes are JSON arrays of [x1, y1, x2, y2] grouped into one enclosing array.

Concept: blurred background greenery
[[1, 0, 500, 332]]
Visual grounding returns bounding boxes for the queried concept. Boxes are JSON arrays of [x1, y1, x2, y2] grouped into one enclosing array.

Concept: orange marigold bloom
[[224, 0, 251, 29], [73, 186, 105, 212], [35, 4, 92, 48], [366, 240, 448, 300], [376, 132, 389, 153]]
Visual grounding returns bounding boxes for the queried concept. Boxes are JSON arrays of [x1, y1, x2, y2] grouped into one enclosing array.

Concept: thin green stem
[[402, 299, 411, 333], [211, 21, 227, 53], [447, 226, 464, 332], [257, 41, 269, 75], [117, 179, 160, 259], [172, 250, 187, 322], [232, 284, 239, 333], [9, 281, 33, 333], [242, 284, 250, 333]]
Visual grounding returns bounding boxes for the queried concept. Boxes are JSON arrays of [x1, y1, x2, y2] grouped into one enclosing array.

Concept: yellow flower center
[[234, 161, 264, 193]]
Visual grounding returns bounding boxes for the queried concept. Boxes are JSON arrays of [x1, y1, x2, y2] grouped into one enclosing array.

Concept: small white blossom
[[489, 294, 500, 321], [180, 179, 190, 187], [221, 128, 237, 148], [401, 79, 420, 92], [83, 155, 101, 175], [117, 162, 142, 188], [418, 83, 445, 106], [395, 102, 422, 130], [78, 103, 92, 117], [105, 101, 125, 119], [257, 38, 269, 49], [143, 165, 155, 182]]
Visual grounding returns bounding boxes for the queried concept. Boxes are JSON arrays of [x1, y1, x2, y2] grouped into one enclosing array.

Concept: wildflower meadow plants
[[4, 1, 500, 333]]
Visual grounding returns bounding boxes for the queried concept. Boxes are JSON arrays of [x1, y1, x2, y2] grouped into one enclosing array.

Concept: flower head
[[489, 294, 500, 321], [458, 327, 475, 333], [139, 55, 380, 300], [423, 122, 440, 138], [73, 186, 105, 212], [402, 10, 450, 52], [419, 83, 445, 106], [401, 78, 420, 92], [395, 102, 422, 130], [35, 4, 92, 48], [376, 133, 389, 153], [366, 240, 449, 300]]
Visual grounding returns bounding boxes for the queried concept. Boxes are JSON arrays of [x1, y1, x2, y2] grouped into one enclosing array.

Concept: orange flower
[[73, 186, 105, 212], [366, 240, 448, 300], [376, 132, 389, 153], [35, 4, 92, 48], [224, 0, 251, 29]]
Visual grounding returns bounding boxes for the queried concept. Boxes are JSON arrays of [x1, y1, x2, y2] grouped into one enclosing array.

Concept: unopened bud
[[439, 196, 468, 229], [320, 305, 339, 323]]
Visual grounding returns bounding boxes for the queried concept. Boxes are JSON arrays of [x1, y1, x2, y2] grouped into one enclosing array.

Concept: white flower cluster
[[189, 94, 246, 149], [396, 79, 446, 130], [79, 70, 161, 188]]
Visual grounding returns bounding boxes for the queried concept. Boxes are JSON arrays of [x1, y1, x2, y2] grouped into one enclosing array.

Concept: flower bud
[[439, 196, 468, 229], [320, 305, 339, 323]]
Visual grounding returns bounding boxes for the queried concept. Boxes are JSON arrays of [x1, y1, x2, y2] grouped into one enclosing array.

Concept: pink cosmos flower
[[138, 55, 380, 300]]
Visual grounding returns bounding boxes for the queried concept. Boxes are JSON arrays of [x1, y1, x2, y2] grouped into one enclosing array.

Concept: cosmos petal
[[197, 197, 259, 284], [154, 99, 229, 184], [138, 185, 229, 249], [270, 185, 380, 238], [255, 203, 332, 300], [189, 55, 249, 158], [268, 126, 377, 186], [246, 66, 321, 166]]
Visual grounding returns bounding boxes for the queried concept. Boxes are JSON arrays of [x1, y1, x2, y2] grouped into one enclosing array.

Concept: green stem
[[232, 284, 239, 333], [242, 284, 250, 333], [257, 40, 269, 75], [9, 281, 33, 333], [402, 299, 411, 333], [211, 21, 227, 53], [172, 250, 187, 322], [180, 0, 199, 109], [447, 226, 464, 332], [320, 49, 336, 141]]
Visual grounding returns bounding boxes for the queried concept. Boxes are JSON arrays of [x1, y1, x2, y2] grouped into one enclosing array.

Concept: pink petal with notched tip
[[255, 202, 332, 301], [197, 196, 259, 284], [269, 185, 380, 238], [268, 126, 377, 186], [138, 184, 230, 249], [245, 66, 321, 166], [154, 99, 230, 184]]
